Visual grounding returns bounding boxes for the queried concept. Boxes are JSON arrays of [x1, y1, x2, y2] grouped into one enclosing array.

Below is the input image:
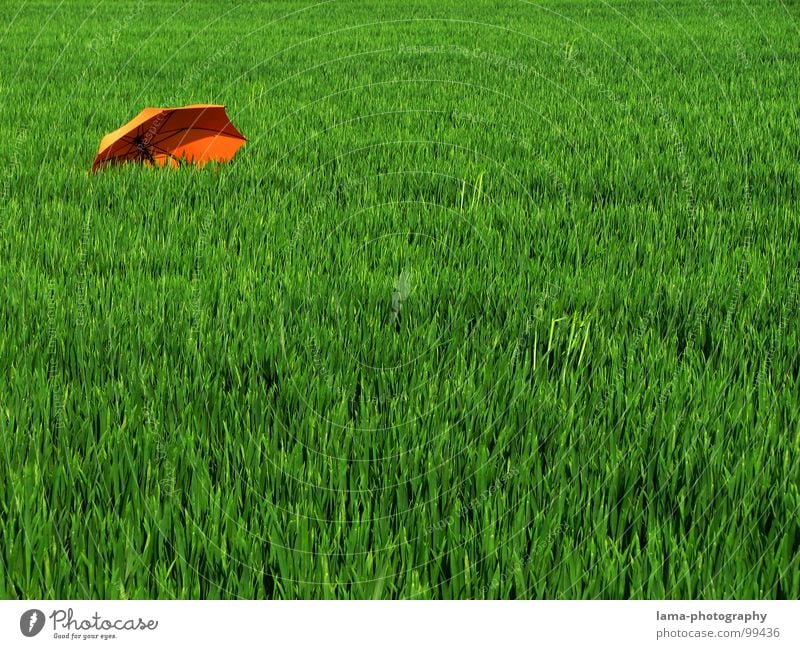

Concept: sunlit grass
[[0, 0, 798, 599]]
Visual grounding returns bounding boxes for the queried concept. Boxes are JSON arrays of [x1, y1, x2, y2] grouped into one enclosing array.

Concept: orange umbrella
[[92, 103, 246, 172]]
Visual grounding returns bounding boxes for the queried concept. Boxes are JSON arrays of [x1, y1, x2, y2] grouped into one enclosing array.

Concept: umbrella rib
[[103, 142, 180, 166], [101, 142, 137, 162], [148, 130, 186, 147], [119, 112, 173, 162], [149, 126, 244, 146], [149, 143, 180, 157], [116, 110, 172, 147], [148, 143, 190, 165], [150, 109, 175, 143]]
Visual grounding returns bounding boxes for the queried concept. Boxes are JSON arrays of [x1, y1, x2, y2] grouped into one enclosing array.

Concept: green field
[[1, 0, 798, 599]]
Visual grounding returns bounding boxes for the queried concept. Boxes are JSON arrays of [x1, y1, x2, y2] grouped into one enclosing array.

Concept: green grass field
[[1, 0, 798, 599]]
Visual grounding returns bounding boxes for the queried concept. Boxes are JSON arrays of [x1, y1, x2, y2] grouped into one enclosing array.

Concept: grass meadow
[[1, 0, 799, 598]]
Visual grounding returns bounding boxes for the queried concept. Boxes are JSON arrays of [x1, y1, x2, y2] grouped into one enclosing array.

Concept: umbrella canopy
[[92, 103, 246, 172]]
